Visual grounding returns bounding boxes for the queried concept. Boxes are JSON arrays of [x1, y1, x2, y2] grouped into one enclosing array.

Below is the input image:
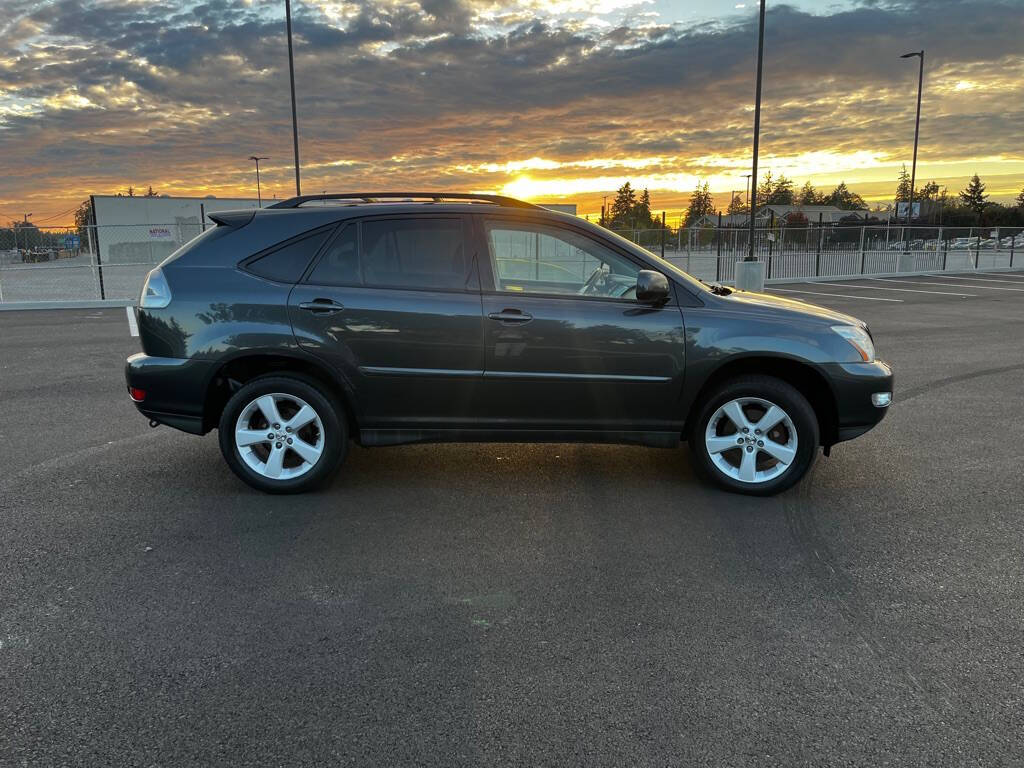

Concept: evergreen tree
[[769, 174, 795, 205], [826, 182, 866, 211], [609, 182, 637, 226], [915, 180, 940, 201], [727, 192, 748, 215], [959, 174, 988, 214], [756, 172, 775, 206], [636, 188, 653, 227], [798, 181, 822, 206], [684, 181, 715, 227], [895, 165, 912, 202], [1015, 187, 1024, 209]]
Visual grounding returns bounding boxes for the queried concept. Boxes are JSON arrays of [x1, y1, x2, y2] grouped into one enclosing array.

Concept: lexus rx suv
[[126, 192, 892, 495]]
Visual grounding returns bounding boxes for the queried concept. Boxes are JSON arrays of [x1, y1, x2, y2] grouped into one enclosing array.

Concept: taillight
[[129, 387, 146, 402]]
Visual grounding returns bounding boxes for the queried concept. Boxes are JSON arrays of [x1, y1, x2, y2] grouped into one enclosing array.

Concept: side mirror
[[636, 270, 670, 304]]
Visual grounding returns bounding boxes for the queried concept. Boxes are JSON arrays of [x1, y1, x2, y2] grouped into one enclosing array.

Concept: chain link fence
[[611, 224, 1024, 284], [1, 223, 1022, 304], [0, 223, 204, 303]]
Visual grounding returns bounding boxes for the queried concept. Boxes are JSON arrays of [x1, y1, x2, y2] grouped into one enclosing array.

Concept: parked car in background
[[126, 193, 893, 496]]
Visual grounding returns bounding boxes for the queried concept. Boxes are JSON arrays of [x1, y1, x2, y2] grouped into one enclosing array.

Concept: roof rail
[[265, 192, 539, 210]]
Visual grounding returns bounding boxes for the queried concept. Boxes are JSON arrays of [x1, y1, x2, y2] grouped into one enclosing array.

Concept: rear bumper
[[824, 359, 894, 444], [125, 353, 214, 435]]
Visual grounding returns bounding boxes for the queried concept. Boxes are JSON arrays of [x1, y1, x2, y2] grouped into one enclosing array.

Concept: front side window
[[484, 221, 640, 299]]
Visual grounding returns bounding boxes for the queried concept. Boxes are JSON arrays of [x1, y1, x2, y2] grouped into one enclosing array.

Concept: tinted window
[[484, 221, 640, 299], [246, 229, 331, 283], [307, 225, 359, 285], [361, 218, 469, 291]]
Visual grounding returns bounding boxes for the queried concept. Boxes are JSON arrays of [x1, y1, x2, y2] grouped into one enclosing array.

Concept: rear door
[[476, 215, 686, 431], [289, 214, 485, 428]]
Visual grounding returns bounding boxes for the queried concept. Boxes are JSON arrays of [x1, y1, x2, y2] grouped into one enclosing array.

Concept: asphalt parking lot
[[2, 271, 1023, 766]]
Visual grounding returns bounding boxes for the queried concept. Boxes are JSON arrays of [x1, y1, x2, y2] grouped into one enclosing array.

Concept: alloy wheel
[[704, 396, 798, 484], [234, 393, 325, 480]]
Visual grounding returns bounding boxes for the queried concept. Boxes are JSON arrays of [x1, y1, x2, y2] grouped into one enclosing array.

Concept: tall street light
[[900, 50, 924, 228], [746, 0, 767, 261], [285, 0, 301, 196], [249, 156, 269, 207]]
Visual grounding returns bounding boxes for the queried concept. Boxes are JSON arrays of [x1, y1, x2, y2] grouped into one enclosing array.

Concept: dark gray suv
[[125, 192, 892, 495]]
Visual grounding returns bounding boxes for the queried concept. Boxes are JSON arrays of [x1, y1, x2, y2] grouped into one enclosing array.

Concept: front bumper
[[823, 359, 894, 444], [125, 353, 215, 434]]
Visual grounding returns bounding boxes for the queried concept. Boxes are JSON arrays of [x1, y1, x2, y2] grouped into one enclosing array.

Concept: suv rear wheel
[[690, 375, 819, 496], [218, 374, 347, 493]]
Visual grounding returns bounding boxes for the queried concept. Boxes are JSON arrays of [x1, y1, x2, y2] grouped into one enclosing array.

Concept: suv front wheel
[[690, 375, 819, 496], [218, 374, 347, 493]]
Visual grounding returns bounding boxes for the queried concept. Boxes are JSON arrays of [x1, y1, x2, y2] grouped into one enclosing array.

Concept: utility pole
[[249, 156, 268, 207], [900, 50, 924, 229], [746, 0, 767, 262], [285, 0, 301, 195]]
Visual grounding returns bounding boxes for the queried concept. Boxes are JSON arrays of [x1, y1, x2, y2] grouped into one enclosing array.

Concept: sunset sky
[[2, 0, 1023, 226]]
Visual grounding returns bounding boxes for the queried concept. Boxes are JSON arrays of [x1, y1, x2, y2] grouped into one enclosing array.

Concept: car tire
[[689, 375, 819, 496], [218, 374, 347, 494]]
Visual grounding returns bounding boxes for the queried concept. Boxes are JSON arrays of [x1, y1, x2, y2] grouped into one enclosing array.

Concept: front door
[[476, 216, 686, 431], [289, 215, 485, 428]]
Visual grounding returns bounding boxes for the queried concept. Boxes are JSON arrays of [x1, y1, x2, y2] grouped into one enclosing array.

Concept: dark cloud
[[1, 0, 1022, 218]]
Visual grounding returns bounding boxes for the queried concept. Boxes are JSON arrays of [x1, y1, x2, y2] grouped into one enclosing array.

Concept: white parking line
[[922, 274, 1024, 284], [126, 305, 139, 337], [770, 288, 903, 302], [810, 281, 975, 297], [870, 277, 1024, 292], [974, 272, 1024, 280]]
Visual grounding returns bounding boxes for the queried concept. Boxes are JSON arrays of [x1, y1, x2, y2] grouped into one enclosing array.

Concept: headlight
[[831, 324, 875, 362], [140, 268, 172, 308]]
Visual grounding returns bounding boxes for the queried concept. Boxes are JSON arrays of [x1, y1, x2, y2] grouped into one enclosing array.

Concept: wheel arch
[[685, 355, 839, 446], [201, 350, 358, 436]]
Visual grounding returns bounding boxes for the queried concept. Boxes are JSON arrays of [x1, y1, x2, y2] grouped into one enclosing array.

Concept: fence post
[[939, 226, 946, 270], [994, 227, 1000, 267], [971, 226, 979, 269], [661, 211, 666, 260], [1011, 230, 1016, 268], [858, 226, 866, 274], [815, 212, 822, 276], [716, 212, 722, 268], [90, 218, 106, 301]]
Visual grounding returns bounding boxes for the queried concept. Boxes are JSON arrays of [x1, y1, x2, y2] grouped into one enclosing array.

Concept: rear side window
[[306, 217, 474, 291], [245, 229, 331, 283], [308, 225, 358, 285]]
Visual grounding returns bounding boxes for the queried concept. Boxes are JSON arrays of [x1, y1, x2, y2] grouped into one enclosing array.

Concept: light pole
[[249, 156, 268, 206], [900, 50, 924, 229], [746, 0, 766, 262], [15, 213, 31, 253], [285, 0, 301, 196]]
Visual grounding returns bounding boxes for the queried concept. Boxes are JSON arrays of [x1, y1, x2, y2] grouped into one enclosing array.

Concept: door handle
[[299, 299, 344, 314], [488, 309, 533, 324]]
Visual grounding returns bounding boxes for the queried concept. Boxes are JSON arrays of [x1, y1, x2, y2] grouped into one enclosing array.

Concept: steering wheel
[[578, 265, 606, 296]]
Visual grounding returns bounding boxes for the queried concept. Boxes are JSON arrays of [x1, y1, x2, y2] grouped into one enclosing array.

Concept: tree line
[[891, 167, 1024, 227], [600, 173, 1024, 232]]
